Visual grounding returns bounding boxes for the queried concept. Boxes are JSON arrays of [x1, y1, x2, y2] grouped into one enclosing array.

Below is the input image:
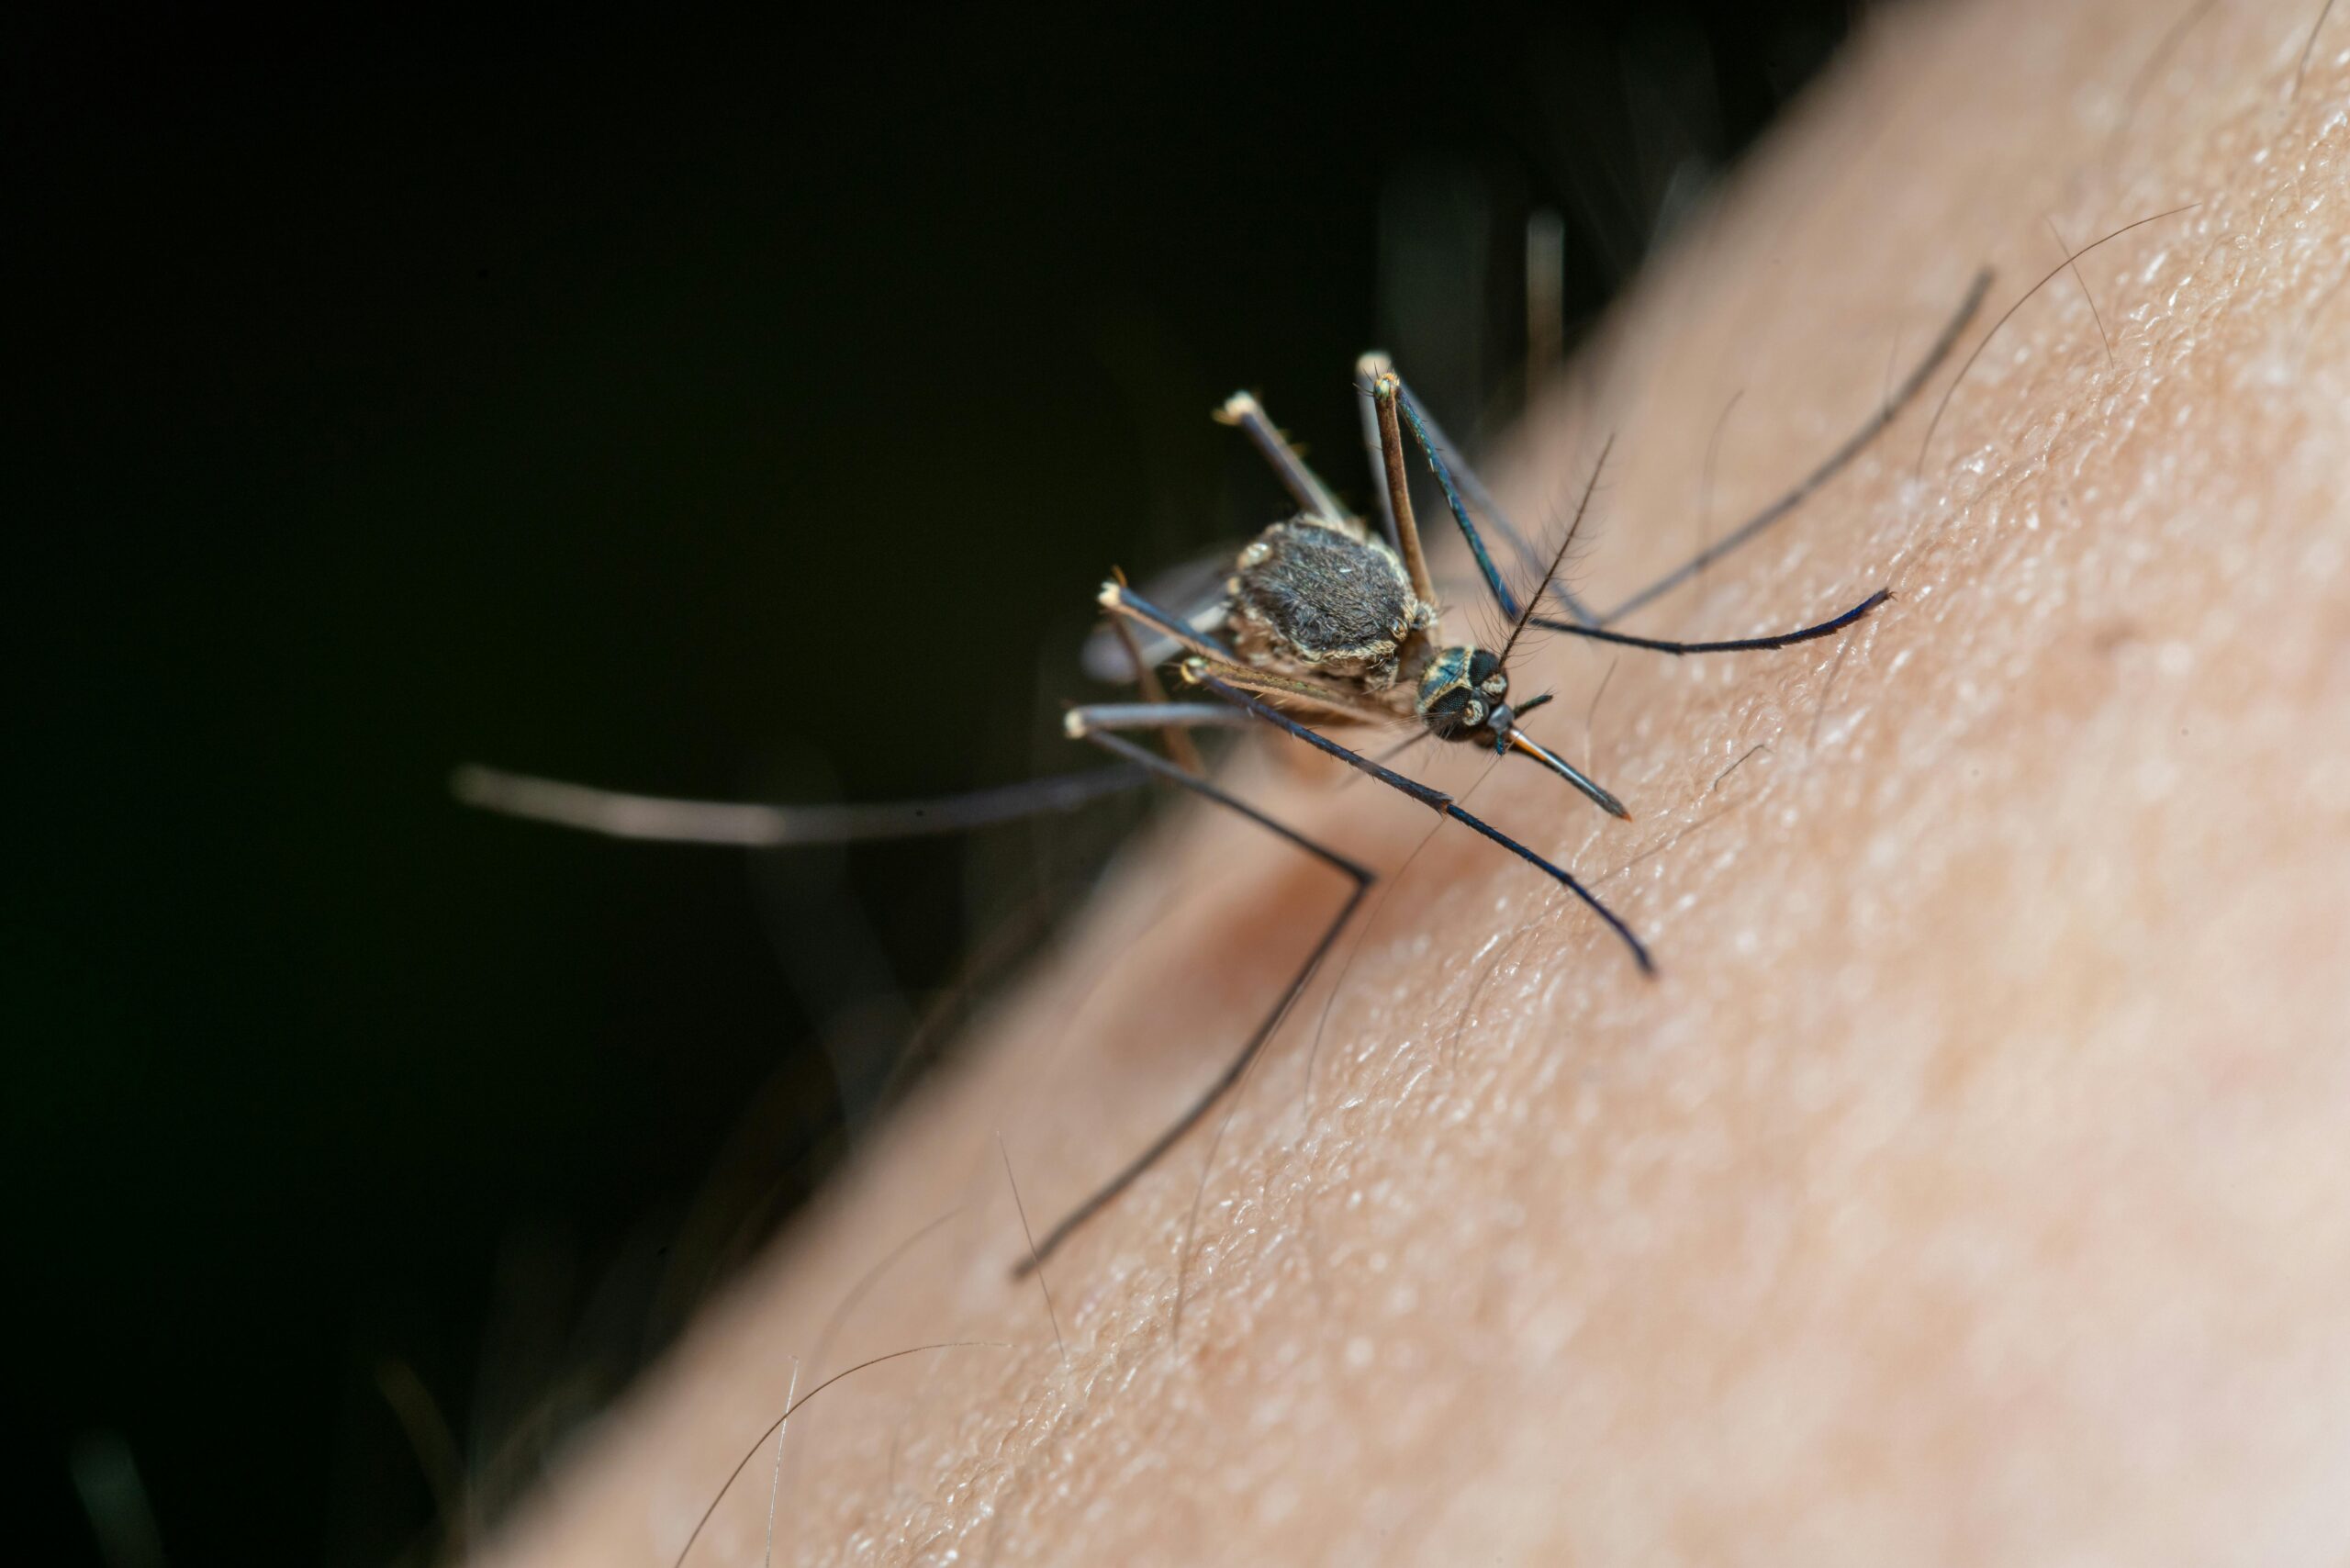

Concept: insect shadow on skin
[[454, 265, 1988, 1286]]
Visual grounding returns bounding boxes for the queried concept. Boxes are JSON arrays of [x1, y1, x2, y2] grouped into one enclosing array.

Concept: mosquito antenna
[[1916, 206, 2199, 476], [674, 1340, 1010, 1568], [1499, 435, 1612, 669]]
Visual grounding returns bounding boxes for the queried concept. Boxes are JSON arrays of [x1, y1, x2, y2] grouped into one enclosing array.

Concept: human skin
[[475, 0, 2350, 1562]]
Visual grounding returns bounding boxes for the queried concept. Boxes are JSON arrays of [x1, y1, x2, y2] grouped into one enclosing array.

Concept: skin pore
[[476, 0, 2350, 1562]]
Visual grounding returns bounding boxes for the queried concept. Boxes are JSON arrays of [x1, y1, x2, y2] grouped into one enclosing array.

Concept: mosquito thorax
[[1416, 645, 1518, 746], [1224, 517, 1437, 691]]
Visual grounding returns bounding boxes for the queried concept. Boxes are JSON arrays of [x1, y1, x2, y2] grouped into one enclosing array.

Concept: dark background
[[10, 5, 1858, 1562]]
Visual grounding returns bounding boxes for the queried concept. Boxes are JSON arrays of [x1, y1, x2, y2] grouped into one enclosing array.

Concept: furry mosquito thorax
[[1225, 517, 1437, 692], [1416, 644, 1511, 741]]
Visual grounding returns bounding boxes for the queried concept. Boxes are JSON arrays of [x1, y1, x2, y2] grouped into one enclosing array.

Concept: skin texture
[[475, 0, 2350, 1562]]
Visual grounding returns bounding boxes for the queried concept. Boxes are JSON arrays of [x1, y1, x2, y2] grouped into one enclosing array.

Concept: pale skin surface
[[475, 0, 2350, 1562]]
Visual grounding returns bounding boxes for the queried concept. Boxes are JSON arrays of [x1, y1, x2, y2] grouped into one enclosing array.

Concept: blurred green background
[[10, 4, 1855, 1561]]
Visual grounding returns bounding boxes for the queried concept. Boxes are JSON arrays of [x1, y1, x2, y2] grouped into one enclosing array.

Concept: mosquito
[[456, 269, 1990, 1273]]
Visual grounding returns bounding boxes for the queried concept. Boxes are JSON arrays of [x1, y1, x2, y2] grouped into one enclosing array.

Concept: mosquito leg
[[1178, 653, 1404, 729], [1017, 716, 1376, 1272], [1380, 366, 1601, 626], [1181, 644, 1634, 822], [1216, 392, 1349, 526], [1367, 369, 1446, 611], [1076, 557, 1235, 685], [1101, 583, 1402, 727], [1377, 368, 1529, 622], [1597, 268, 1993, 627], [1531, 588, 1894, 654], [1375, 364, 1619, 634], [1107, 566, 1204, 775], [1374, 271, 1986, 636], [451, 762, 1167, 846], [1097, 578, 1237, 664], [1187, 673, 1654, 975], [1353, 353, 1402, 552]]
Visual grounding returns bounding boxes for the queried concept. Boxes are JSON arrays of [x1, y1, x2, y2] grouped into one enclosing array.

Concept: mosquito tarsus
[[457, 268, 1990, 1276]]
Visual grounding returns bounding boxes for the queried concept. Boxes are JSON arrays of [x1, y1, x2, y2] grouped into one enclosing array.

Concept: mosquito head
[[1418, 645, 1630, 819], [1416, 644, 1514, 744]]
